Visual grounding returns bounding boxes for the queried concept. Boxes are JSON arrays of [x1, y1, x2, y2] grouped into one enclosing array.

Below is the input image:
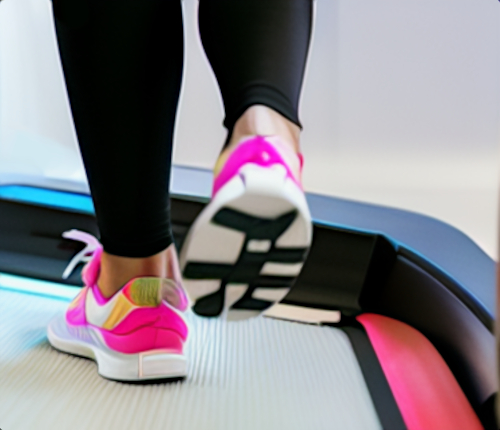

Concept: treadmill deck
[[0, 287, 381, 430]]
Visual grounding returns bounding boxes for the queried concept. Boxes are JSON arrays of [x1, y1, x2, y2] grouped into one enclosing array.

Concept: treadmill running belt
[[0, 287, 382, 430]]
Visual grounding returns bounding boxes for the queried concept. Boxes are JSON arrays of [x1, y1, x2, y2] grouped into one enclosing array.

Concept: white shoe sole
[[47, 314, 187, 381], [180, 163, 313, 320]]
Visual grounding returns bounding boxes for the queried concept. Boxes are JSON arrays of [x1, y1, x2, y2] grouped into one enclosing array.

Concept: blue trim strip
[[0, 185, 94, 214]]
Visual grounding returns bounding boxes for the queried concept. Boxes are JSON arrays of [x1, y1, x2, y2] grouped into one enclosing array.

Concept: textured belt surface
[[0, 288, 381, 430]]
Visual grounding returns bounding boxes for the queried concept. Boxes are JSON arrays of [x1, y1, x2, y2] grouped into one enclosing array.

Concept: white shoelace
[[61, 229, 101, 280]]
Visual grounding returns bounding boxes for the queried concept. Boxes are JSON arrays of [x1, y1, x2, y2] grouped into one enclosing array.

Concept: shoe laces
[[62, 229, 102, 280]]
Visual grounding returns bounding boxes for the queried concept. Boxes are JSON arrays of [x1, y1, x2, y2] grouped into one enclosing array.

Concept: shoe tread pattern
[[183, 207, 309, 317]]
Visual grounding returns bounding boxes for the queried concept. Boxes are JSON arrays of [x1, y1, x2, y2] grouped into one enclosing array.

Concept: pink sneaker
[[180, 135, 313, 319], [47, 231, 189, 382]]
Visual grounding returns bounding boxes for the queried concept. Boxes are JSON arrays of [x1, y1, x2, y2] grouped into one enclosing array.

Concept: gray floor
[[0, 287, 382, 430]]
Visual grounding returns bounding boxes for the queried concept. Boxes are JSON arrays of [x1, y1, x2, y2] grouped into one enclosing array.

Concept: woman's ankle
[[216, 105, 303, 181], [227, 105, 301, 153], [97, 243, 180, 298]]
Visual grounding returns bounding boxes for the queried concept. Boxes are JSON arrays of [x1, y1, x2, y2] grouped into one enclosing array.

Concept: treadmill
[[0, 165, 496, 430]]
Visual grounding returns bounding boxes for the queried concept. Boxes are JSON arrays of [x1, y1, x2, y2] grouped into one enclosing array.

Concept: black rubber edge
[[282, 225, 397, 316], [306, 192, 495, 319], [339, 321, 407, 430], [399, 247, 493, 331]]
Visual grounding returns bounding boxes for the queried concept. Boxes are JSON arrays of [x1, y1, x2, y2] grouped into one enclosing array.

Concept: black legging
[[52, 0, 313, 257]]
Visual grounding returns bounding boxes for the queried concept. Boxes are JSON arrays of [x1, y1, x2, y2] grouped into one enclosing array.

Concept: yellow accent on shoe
[[102, 294, 135, 330], [128, 278, 162, 307]]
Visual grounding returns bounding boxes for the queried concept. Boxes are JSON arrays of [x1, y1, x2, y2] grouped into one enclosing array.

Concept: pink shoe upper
[[212, 135, 303, 197], [64, 231, 189, 355]]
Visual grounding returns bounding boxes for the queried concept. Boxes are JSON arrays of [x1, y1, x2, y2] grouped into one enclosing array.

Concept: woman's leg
[[181, 0, 314, 317], [198, 0, 313, 155], [53, 0, 184, 296]]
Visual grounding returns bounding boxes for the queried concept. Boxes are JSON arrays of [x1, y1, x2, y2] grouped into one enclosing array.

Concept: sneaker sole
[[180, 163, 313, 320], [47, 314, 187, 382]]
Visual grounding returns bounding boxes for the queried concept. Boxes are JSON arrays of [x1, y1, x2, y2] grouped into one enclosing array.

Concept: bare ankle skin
[[97, 243, 182, 298], [216, 105, 303, 180], [228, 105, 301, 152]]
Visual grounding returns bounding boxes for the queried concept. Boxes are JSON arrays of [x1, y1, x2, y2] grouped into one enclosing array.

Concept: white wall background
[[0, 0, 499, 257]]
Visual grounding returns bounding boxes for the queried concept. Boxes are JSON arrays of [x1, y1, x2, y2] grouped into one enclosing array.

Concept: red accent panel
[[357, 313, 482, 430]]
